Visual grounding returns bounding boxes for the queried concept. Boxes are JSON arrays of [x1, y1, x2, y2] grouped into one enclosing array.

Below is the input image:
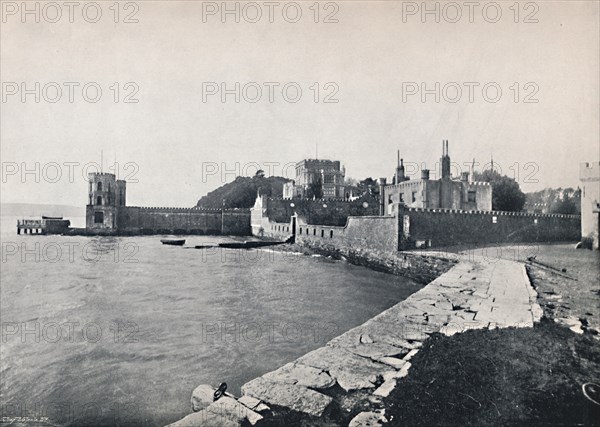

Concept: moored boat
[[161, 239, 186, 246]]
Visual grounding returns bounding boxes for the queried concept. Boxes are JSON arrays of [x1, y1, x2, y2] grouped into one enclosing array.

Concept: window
[[299, 227, 302, 234], [492, 216, 498, 224], [412, 192, 417, 203], [97, 182, 102, 191], [468, 191, 477, 203], [313, 228, 316, 235], [321, 230, 324, 237], [96, 196, 102, 206], [330, 230, 334, 238], [399, 193, 404, 203], [94, 211, 104, 224]]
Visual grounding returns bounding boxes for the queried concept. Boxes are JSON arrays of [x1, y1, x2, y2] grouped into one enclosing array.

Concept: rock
[[241, 377, 332, 417], [208, 396, 263, 425], [403, 349, 419, 361], [169, 397, 263, 427], [166, 409, 240, 427], [238, 395, 269, 412], [344, 342, 407, 360], [378, 356, 407, 369], [298, 346, 394, 391], [348, 411, 387, 427], [360, 334, 374, 344], [399, 361, 411, 377], [191, 384, 217, 412], [373, 379, 397, 397], [263, 362, 335, 389]]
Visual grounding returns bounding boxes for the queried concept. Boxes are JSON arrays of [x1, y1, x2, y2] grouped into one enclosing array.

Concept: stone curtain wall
[[295, 217, 398, 254], [117, 206, 251, 235], [265, 197, 379, 226], [399, 207, 580, 249]]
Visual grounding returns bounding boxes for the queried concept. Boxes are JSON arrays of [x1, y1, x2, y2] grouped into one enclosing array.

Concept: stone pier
[[167, 254, 541, 426]]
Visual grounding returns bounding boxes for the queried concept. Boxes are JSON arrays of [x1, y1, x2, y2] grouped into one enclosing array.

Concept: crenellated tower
[[86, 172, 126, 232]]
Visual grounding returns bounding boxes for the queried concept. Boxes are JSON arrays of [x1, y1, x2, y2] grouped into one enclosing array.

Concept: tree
[[474, 170, 526, 212], [550, 188, 580, 214]]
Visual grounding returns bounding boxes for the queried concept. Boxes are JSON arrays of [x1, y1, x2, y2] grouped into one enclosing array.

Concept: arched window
[[96, 196, 102, 206], [97, 182, 102, 191]]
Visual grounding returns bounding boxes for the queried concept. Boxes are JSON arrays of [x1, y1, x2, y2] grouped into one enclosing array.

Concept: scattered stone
[[241, 377, 332, 417], [360, 334, 374, 344], [344, 342, 407, 360], [191, 384, 217, 412], [166, 409, 240, 427], [373, 379, 397, 397], [208, 396, 263, 425], [298, 346, 393, 391], [398, 361, 412, 378], [263, 362, 335, 389], [348, 411, 387, 427], [378, 356, 408, 369], [403, 349, 419, 361], [238, 395, 265, 411]]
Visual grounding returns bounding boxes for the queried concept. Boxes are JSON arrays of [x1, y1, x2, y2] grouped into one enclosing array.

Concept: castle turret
[[86, 172, 122, 232]]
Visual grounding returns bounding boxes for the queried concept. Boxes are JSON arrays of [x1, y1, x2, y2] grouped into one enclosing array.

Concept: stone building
[[580, 162, 600, 249], [85, 172, 250, 235], [381, 140, 492, 214], [86, 172, 126, 232], [283, 159, 346, 199]]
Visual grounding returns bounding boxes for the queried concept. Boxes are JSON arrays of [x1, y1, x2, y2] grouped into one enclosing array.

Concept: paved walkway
[[169, 256, 542, 426]]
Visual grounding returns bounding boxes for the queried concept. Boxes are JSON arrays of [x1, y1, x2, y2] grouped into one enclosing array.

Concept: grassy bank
[[384, 321, 599, 426]]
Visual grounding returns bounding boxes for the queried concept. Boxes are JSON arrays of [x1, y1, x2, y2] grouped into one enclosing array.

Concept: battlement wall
[[264, 196, 379, 226], [399, 207, 580, 249], [117, 206, 250, 235]]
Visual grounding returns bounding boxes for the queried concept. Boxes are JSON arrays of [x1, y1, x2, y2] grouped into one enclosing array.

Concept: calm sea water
[[0, 216, 422, 426]]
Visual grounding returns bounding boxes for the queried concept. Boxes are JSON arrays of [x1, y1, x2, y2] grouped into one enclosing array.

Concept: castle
[[283, 159, 346, 199], [252, 140, 579, 250], [381, 140, 492, 214], [85, 172, 250, 235], [81, 141, 582, 249]]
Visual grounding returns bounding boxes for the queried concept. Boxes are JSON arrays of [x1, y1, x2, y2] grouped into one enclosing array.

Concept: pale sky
[[1, 0, 599, 207]]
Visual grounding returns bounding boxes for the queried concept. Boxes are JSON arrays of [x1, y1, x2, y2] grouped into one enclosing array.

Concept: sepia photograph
[[1, 1, 599, 426]]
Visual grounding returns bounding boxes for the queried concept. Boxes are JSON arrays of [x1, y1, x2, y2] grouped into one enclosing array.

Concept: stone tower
[[86, 172, 126, 232]]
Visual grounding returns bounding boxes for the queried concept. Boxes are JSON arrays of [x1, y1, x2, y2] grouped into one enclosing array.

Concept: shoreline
[[166, 242, 462, 426]]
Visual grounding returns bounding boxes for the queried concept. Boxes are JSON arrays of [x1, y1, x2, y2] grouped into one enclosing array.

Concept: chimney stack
[[441, 139, 451, 180], [379, 177, 387, 216]]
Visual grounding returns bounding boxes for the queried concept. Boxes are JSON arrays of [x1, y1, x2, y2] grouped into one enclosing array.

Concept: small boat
[[161, 239, 186, 246], [218, 236, 294, 249]]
